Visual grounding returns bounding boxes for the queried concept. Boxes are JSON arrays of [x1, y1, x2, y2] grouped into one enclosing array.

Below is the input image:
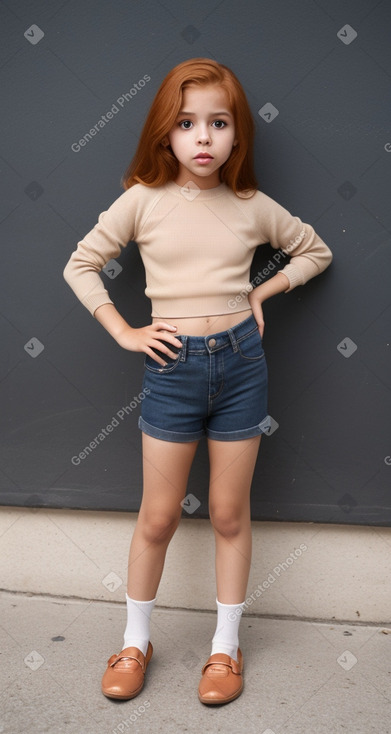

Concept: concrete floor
[[1, 591, 391, 734]]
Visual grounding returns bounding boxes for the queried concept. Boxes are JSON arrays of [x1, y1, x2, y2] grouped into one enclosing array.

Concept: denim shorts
[[138, 313, 270, 442]]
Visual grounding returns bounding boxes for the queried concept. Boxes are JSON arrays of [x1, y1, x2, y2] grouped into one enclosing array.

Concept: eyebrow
[[177, 110, 232, 117]]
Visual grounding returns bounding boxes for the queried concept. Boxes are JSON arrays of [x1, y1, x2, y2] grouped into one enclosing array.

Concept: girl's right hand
[[116, 322, 183, 366]]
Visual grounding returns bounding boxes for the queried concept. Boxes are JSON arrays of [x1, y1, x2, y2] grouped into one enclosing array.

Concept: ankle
[[123, 594, 156, 656], [210, 598, 245, 661]]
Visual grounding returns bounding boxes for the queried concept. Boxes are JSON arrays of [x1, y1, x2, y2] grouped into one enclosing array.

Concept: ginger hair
[[122, 58, 257, 196]]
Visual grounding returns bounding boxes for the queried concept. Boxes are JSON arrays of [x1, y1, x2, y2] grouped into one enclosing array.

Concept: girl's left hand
[[248, 289, 264, 338]]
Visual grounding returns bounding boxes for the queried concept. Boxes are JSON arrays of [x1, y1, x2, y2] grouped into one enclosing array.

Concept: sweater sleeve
[[257, 193, 333, 292], [63, 187, 140, 316]]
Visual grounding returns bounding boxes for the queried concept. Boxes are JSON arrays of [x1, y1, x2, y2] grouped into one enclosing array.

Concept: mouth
[[194, 153, 214, 160]]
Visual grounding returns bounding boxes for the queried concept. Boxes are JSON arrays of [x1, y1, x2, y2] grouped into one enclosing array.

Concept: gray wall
[[1, 0, 390, 524]]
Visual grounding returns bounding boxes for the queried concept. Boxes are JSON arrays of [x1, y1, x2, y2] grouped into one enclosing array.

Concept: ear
[[161, 136, 169, 147], [233, 139, 239, 147]]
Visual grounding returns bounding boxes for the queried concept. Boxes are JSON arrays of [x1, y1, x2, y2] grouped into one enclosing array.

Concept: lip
[[194, 153, 213, 159]]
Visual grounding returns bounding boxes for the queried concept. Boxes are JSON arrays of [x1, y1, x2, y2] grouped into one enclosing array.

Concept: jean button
[[208, 338, 217, 347]]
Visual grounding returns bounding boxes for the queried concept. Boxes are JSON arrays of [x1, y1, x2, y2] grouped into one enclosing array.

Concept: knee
[[209, 507, 243, 538], [140, 512, 179, 544]]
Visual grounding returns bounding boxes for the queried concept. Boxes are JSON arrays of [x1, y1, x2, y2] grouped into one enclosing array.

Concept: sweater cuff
[[82, 293, 115, 316], [279, 263, 304, 292]]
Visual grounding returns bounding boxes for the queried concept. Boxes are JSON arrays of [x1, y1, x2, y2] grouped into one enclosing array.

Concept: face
[[167, 84, 237, 189]]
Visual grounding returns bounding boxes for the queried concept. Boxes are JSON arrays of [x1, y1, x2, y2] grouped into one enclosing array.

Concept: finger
[[154, 331, 182, 348], [152, 323, 182, 347], [152, 338, 182, 360], [153, 322, 178, 332], [251, 303, 264, 338], [145, 347, 168, 366], [257, 313, 265, 339]]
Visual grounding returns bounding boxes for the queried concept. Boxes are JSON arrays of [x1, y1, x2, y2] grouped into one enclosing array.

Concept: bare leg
[[207, 436, 261, 603], [127, 433, 199, 600]]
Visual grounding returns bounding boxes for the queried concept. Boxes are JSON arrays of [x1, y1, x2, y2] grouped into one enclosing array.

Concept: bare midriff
[[152, 308, 253, 336]]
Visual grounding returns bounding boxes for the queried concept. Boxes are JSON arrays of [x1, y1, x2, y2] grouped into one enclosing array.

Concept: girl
[[63, 58, 332, 705]]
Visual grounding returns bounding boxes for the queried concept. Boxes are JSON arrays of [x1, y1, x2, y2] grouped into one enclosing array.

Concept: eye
[[179, 120, 193, 129], [212, 120, 227, 129]]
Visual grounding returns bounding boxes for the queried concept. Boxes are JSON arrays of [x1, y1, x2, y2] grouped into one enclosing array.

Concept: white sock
[[123, 593, 156, 656], [210, 597, 246, 661]]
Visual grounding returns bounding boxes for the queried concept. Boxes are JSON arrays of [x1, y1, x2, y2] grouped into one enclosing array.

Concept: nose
[[196, 125, 211, 145]]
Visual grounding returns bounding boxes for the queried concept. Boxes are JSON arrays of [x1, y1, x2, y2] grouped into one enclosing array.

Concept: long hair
[[122, 58, 257, 196]]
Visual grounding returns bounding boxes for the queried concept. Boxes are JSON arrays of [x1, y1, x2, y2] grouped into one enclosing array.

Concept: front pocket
[[144, 352, 181, 374], [237, 329, 265, 361]]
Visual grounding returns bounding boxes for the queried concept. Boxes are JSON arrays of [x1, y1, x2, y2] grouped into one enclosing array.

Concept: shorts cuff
[[138, 416, 204, 443], [206, 417, 271, 442]]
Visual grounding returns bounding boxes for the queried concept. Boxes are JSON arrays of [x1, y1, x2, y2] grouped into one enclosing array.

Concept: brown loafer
[[198, 648, 243, 704], [101, 642, 153, 700]]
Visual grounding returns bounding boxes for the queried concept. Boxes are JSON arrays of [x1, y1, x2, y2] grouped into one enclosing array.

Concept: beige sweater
[[63, 181, 332, 318]]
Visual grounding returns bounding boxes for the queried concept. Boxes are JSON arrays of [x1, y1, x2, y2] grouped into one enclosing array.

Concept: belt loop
[[180, 336, 188, 361], [227, 328, 238, 353]]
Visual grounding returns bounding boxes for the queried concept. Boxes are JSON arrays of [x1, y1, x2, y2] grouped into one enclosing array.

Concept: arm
[[63, 187, 181, 365], [63, 190, 138, 315], [248, 271, 290, 338], [252, 191, 333, 292], [248, 194, 333, 336]]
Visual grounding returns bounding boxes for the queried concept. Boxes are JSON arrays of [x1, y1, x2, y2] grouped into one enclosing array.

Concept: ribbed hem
[[84, 295, 114, 316], [125, 593, 157, 604], [215, 597, 246, 608], [280, 263, 305, 292], [150, 298, 252, 319]]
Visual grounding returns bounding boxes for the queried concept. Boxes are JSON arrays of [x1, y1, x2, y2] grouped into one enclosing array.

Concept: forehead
[[180, 84, 231, 111]]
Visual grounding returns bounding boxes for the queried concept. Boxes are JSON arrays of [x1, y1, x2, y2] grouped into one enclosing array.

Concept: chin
[[191, 165, 218, 175]]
